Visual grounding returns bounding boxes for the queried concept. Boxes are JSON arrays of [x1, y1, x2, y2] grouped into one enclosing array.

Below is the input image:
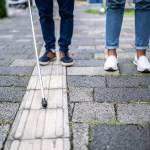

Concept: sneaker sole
[[62, 61, 73, 67], [133, 60, 150, 73], [104, 65, 118, 71], [39, 57, 56, 66]]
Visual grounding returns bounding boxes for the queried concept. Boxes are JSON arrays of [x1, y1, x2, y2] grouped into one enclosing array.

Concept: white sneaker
[[133, 55, 150, 72], [104, 56, 118, 71]]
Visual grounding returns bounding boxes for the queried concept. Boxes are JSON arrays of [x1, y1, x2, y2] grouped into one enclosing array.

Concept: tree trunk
[[0, 0, 7, 18]]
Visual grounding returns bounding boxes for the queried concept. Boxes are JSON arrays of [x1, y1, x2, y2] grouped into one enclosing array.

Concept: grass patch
[[85, 9, 134, 16], [86, 9, 100, 15], [87, 121, 150, 127]]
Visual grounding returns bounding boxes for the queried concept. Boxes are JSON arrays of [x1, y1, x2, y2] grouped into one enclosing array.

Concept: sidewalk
[[68, 2, 150, 150], [0, 2, 150, 150], [0, 8, 43, 150], [1, 6, 70, 150]]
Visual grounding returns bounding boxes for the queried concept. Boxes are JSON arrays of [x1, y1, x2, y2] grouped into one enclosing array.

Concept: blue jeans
[[35, 0, 75, 53], [106, 0, 150, 50]]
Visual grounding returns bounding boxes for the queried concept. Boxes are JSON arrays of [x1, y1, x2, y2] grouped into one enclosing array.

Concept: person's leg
[[57, 0, 75, 66], [35, 0, 56, 51], [133, 0, 150, 72], [35, 0, 56, 65], [57, 0, 75, 53], [104, 0, 126, 71]]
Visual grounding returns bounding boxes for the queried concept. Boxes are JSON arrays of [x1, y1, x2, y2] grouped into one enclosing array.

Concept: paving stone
[[73, 53, 94, 60], [77, 39, 94, 45], [74, 60, 105, 67], [72, 103, 115, 122], [0, 124, 10, 150], [106, 76, 138, 87], [120, 66, 142, 74], [90, 125, 150, 150], [27, 75, 66, 90], [69, 87, 93, 102], [0, 76, 17, 87], [0, 87, 26, 102], [0, 59, 13, 66], [0, 53, 29, 59], [94, 87, 150, 102], [118, 58, 133, 66], [0, 76, 30, 87], [117, 104, 150, 124], [19, 89, 67, 110], [0, 66, 33, 75], [8, 139, 70, 150], [139, 76, 150, 87], [95, 53, 135, 60], [94, 53, 105, 60], [9, 109, 67, 140], [0, 102, 19, 123], [121, 47, 135, 52], [67, 67, 119, 76], [33, 65, 66, 76], [73, 123, 89, 150], [70, 49, 104, 54], [15, 76, 30, 87], [67, 76, 106, 88], [77, 46, 95, 50], [10, 59, 36, 66]]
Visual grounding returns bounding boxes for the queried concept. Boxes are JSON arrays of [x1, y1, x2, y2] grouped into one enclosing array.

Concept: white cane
[[27, 0, 47, 108]]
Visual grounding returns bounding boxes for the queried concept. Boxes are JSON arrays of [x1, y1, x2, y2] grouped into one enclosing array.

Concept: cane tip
[[42, 98, 47, 108]]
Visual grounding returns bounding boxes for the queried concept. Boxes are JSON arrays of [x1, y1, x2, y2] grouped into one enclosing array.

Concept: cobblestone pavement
[[1, 5, 70, 150], [0, 2, 150, 150], [0, 8, 43, 150], [68, 2, 150, 150]]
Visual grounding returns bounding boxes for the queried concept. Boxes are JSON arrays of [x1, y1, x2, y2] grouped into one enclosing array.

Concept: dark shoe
[[39, 50, 56, 66], [60, 51, 73, 66]]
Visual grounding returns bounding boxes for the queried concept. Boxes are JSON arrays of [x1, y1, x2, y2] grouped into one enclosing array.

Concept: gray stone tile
[[121, 48, 135, 52], [94, 88, 150, 102], [72, 103, 115, 122], [70, 49, 104, 54], [0, 59, 13, 67], [0, 76, 30, 87], [118, 104, 150, 124], [77, 39, 94, 45], [15, 76, 30, 87], [94, 53, 105, 60], [10, 59, 36, 66], [117, 52, 135, 59], [0, 53, 29, 59], [139, 76, 150, 87], [0, 67, 33, 75], [69, 87, 93, 102], [74, 60, 104, 67], [73, 53, 94, 60], [0, 102, 19, 123], [90, 125, 150, 150], [67, 76, 106, 88], [106, 76, 138, 87], [67, 67, 119, 76], [0, 87, 26, 102], [73, 123, 89, 150], [118, 58, 133, 66], [0, 76, 17, 87], [120, 66, 141, 75], [78, 45, 95, 50], [0, 124, 10, 150]]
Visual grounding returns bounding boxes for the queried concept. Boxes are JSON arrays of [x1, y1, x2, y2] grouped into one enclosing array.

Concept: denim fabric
[[106, 0, 150, 50], [35, 0, 75, 53]]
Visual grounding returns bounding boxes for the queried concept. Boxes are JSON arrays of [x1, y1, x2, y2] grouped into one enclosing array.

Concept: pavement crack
[[114, 104, 119, 122]]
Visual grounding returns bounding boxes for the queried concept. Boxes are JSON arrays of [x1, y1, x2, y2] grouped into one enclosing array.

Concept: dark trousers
[[35, 0, 75, 53]]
